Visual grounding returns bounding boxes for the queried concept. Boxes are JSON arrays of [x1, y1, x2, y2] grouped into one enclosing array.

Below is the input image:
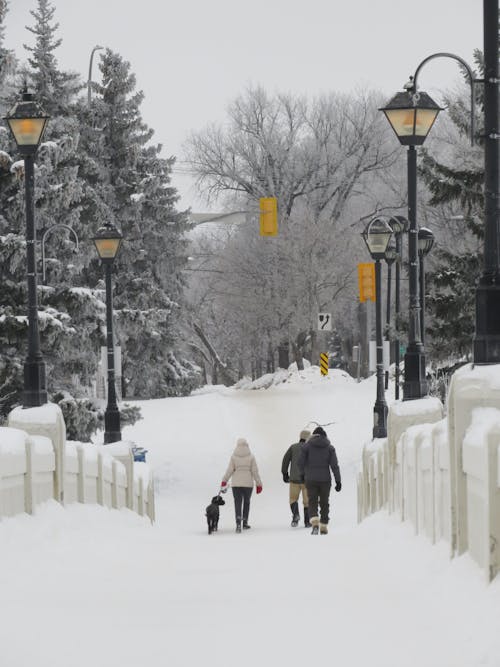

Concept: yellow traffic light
[[259, 197, 278, 236]]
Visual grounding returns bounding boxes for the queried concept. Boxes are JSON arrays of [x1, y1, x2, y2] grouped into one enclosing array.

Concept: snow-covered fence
[[357, 438, 390, 521], [358, 365, 500, 581], [462, 408, 500, 581], [0, 404, 155, 523]]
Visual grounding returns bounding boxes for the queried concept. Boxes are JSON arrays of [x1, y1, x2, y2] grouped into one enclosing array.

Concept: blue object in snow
[[132, 446, 148, 462]]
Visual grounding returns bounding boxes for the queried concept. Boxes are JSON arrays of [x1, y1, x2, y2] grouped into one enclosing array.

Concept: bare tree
[[183, 85, 401, 378]]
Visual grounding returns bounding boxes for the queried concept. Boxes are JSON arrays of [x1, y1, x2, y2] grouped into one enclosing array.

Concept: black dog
[[205, 495, 225, 534]]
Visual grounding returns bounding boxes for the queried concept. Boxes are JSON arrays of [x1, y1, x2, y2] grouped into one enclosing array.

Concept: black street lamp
[[93, 222, 123, 443], [362, 217, 393, 438], [418, 227, 435, 345], [380, 89, 442, 400], [4, 87, 49, 408], [384, 242, 397, 390], [388, 215, 408, 400], [474, 0, 500, 363]]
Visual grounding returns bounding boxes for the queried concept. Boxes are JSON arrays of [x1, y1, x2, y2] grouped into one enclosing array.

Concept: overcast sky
[[4, 0, 483, 211]]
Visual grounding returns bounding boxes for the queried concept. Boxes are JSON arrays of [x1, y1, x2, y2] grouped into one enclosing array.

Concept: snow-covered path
[[1, 370, 500, 667]]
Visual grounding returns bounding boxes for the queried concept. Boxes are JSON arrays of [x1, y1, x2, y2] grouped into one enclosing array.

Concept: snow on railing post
[[24, 435, 34, 515], [138, 476, 144, 517], [486, 429, 500, 581], [77, 445, 85, 503], [8, 403, 66, 504], [147, 476, 155, 523], [111, 460, 119, 509], [97, 451, 104, 506]]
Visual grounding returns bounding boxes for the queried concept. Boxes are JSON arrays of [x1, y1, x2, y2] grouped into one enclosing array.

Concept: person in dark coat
[[298, 426, 341, 535], [281, 429, 311, 527]]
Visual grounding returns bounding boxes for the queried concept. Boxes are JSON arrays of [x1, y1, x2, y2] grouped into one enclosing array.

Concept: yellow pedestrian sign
[[320, 353, 329, 376]]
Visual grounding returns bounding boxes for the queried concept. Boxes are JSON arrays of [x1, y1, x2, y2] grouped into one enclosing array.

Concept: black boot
[[243, 519, 251, 530], [304, 507, 311, 528], [236, 517, 242, 533], [290, 501, 299, 527]]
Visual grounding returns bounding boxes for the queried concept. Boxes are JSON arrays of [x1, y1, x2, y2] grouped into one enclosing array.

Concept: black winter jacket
[[298, 433, 341, 485]]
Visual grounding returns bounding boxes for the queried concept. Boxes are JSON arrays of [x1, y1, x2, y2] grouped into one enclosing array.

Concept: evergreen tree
[[419, 50, 485, 361], [23, 0, 80, 115], [79, 50, 197, 397], [0, 1, 105, 423]]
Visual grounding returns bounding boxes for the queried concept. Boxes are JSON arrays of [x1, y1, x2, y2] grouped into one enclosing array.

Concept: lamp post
[[4, 87, 49, 408], [417, 227, 435, 345], [388, 215, 408, 400], [474, 0, 500, 363], [380, 89, 442, 400], [93, 222, 123, 443], [384, 242, 397, 390], [362, 217, 393, 438], [88, 45, 104, 107]]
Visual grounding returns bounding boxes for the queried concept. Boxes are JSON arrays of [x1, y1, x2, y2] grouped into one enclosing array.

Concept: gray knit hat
[[299, 429, 311, 441]]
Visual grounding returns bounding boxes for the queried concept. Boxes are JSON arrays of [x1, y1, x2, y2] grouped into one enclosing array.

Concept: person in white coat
[[221, 438, 263, 533]]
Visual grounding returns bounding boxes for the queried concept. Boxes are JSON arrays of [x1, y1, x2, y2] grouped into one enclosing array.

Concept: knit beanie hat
[[312, 426, 326, 437], [299, 429, 311, 441]]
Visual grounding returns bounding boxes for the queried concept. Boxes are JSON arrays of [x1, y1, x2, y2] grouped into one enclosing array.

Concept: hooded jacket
[[223, 438, 262, 488], [281, 441, 307, 483], [299, 432, 341, 485]]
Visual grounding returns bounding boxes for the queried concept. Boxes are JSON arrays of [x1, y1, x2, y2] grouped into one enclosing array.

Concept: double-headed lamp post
[[380, 89, 442, 400], [384, 242, 397, 390], [417, 227, 435, 345], [388, 215, 408, 400], [362, 217, 393, 438], [93, 222, 123, 444], [4, 87, 49, 408]]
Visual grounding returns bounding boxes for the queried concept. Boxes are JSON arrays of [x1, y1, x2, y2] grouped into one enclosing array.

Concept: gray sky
[[4, 0, 483, 210]]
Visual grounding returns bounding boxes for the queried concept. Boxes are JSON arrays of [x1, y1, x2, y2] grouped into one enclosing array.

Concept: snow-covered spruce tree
[[78, 49, 198, 397], [419, 49, 485, 361], [18, 1, 107, 413], [0, 1, 28, 418], [0, 1, 115, 435]]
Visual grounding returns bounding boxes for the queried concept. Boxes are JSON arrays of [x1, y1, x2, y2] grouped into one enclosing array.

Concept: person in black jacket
[[281, 429, 311, 527], [298, 426, 341, 535]]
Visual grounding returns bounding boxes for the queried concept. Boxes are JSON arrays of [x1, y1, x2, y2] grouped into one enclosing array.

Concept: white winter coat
[[223, 438, 262, 488]]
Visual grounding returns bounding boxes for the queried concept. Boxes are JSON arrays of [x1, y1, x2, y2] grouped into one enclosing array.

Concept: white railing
[[0, 422, 154, 523], [358, 369, 500, 582]]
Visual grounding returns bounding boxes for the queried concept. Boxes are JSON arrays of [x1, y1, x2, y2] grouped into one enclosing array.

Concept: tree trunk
[[192, 322, 238, 386], [310, 330, 319, 367], [278, 341, 290, 369], [291, 340, 304, 370], [266, 341, 274, 373]]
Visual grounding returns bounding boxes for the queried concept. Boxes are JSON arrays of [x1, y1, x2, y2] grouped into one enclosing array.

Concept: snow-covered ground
[[1, 368, 500, 667]]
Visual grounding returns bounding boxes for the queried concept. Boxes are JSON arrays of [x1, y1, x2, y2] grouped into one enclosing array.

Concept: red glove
[[256, 485, 262, 494], [221, 481, 227, 487]]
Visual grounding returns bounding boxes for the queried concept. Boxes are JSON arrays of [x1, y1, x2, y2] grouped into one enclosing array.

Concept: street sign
[[368, 340, 390, 372], [320, 353, 329, 376], [318, 313, 332, 331]]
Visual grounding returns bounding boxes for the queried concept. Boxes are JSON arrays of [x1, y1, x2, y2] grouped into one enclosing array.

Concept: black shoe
[[311, 525, 319, 535], [304, 508, 311, 527], [243, 521, 251, 530], [291, 513, 300, 527], [236, 517, 242, 533]]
